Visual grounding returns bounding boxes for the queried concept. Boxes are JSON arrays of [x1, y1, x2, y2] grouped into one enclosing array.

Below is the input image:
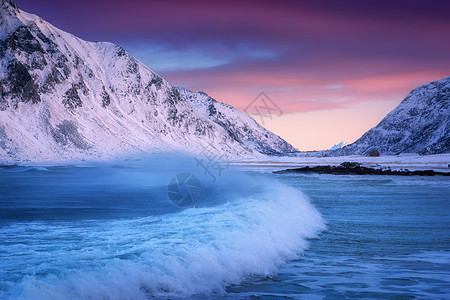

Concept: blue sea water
[[0, 157, 449, 299]]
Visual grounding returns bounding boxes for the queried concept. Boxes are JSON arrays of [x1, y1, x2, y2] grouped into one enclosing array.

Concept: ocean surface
[[0, 156, 449, 299]]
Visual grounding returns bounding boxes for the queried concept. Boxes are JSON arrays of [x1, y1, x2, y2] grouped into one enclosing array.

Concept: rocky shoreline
[[274, 162, 450, 176]]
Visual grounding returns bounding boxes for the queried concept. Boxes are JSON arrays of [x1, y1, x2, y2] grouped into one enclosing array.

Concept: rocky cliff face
[[0, 0, 296, 162], [177, 88, 296, 155], [331, 77, 450, 156]]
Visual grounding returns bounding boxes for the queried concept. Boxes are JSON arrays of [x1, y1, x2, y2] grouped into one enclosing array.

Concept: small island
[[274, 162, 450, 176]]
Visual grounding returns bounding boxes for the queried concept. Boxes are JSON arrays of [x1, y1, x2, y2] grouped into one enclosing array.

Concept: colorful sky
[[16, 0, 450, 150]]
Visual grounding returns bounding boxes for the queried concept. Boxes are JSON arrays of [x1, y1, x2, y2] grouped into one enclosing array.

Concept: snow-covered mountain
[[177, 88, 295, 155], [0, 0, 296, 162], [330, 77, 450, 156]]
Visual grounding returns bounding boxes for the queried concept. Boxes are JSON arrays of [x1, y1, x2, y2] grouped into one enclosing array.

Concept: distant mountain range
[[1, 0, 448, 162], [328, 76, 449, 156], [0, 0, 296, 162]]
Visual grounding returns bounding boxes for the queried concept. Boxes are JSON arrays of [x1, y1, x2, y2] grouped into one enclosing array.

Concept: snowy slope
[[329, 142, 347, 151], [330, 77, 450, 156], [0, 0, 295, 162], [177, 88, 296, 155]]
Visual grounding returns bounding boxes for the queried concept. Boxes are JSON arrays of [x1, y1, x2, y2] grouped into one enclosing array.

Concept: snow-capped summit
[[331, 76, 450, 156], [177, 88, 296, 155], [0, 0, 296, 162]]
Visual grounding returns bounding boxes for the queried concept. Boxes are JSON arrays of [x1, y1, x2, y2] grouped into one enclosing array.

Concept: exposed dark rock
[[51, 120, 90, 150], [340, 162, 361, 168], [75, 78, 89, 96], [54, 53, 70, 79], [208, 103, 217, 116], [101, 87, 111, 107], [149, 76, 163, 89], [0, 125, 9, 150], [0, 40, 6, 58], [127, 58, 139, 74], [62, 85, 82, 109], [34, 28, 54, 49], [1, 0, 18, 12], [3, 26, 43, 54], [0, 124, 17, 156], [2, 59, 41, 106], [30, 51, 47, 70], [369, 150, 380, 157], [115, 45, 126, 57], [73, 54, 82, 67], [7, 60, 31, 94], [167, 107, 178, 126], [167, 88, 181, 105], [275, 162, 449, 176], [22, 78, 40, 104], [41, 68, 64, 93], [0, 86, 5, 110]]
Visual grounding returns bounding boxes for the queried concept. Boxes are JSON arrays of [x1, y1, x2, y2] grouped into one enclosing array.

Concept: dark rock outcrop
[[275, 162, 449, 176]]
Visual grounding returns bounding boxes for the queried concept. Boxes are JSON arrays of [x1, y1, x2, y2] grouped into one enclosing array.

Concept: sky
[[15, 0, 450, 151]]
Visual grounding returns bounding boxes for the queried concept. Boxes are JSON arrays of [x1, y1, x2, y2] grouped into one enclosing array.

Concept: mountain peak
[[329, 76, 450, 156], [0, 0, 21, 37], [1, 0, 18, 13], [0, 1, 296, 161]]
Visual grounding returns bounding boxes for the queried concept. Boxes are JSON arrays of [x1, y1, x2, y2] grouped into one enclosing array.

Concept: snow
[[0, 1, 447, 163], [0, 0, 21, 39], [329, 141, 347, 150], [331, 77, 450, 156], [0, 3, 295, 162], [177, 87, 296, 156], [230, 153, 450, 173]]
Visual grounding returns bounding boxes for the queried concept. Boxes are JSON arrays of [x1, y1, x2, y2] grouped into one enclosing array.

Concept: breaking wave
[[0, 156, 325, 299]]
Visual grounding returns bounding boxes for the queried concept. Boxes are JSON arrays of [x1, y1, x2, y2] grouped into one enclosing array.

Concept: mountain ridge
[[328, 76, 450, 156], [0, 0, 296, 162]]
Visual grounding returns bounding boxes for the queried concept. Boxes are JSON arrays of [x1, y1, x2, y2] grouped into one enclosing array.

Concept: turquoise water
[[0, 158, 449, 299], [229, 173, 450, 299]]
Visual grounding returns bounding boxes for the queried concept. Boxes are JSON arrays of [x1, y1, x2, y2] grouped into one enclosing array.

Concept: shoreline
[[232, 153, 450, 173], [274, 162, 450, 176], [1, 153, 449, 173]]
